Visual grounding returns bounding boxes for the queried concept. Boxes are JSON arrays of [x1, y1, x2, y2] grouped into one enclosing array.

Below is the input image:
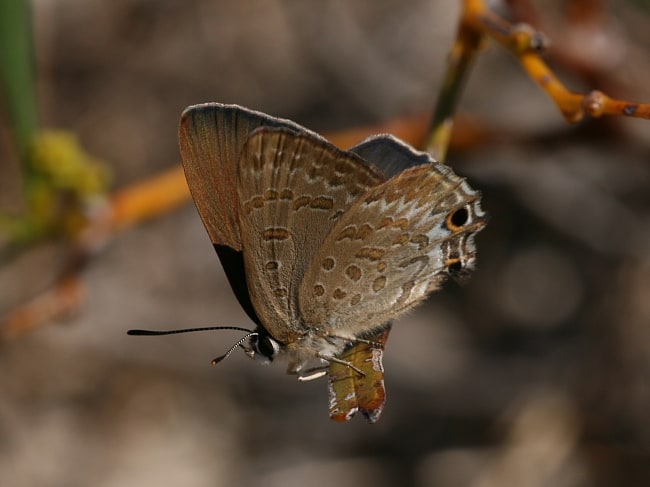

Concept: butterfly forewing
[[237, 127, 384, 343], [179, 103, 327, 250], [300, 162, 486, 337], [179, 103, 334, 325], [349, 134, 431, 178]]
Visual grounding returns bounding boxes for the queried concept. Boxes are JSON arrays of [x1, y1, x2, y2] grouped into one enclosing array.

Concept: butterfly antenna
[[211, 332, 258, 365], [127, 326, 254, 336]]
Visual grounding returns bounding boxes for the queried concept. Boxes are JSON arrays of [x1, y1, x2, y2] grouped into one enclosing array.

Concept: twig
[[427, 0, 650, 160]]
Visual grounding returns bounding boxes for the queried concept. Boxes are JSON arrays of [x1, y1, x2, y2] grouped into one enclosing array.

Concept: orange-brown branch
[[463, 0, 650, 122]]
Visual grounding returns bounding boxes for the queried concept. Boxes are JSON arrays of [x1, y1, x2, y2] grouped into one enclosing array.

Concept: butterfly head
[[245, 329, 281, 364]]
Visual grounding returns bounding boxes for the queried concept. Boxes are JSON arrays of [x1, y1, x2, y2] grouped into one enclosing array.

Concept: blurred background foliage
[[1, 1, 649, 486]]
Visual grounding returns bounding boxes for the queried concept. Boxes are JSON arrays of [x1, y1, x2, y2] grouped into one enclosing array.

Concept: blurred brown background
[[1, 1, 649, 485]]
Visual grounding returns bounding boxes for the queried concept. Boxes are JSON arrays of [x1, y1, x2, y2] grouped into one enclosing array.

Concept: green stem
[[426, 22, 483, 162], [0, 0, 39, 158]]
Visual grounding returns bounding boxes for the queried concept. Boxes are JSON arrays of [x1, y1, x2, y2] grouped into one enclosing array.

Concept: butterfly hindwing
[[300, 162, 486, 338]]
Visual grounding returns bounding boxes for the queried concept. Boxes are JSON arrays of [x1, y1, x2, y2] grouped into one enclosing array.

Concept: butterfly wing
[[179, 103, 328, 324], [179, 103, 323, 250], [349, 134, 431, 178], [300, 162, 486, 337], [237, 127, 384, 342]]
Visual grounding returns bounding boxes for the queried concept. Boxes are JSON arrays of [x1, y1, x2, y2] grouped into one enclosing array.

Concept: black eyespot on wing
[[449, 207, 469, 228], [447, 260, 463, 274]]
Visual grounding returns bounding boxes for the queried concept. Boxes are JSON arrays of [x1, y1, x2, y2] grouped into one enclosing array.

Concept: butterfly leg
[[297, 368, 329, 382]]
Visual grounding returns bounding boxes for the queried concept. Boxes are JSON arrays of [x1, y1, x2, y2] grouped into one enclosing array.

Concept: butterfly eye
[[252, 333, 281, 361], [446, 206, 469, 231]]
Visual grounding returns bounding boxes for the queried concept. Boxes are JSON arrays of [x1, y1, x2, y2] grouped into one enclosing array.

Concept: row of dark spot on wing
[[241, 132, 383, 310], [260, 195, 482, 316], [343, 135, 437, 319], [319, 167, 484, 311], [270, 131, 384, 207], [306, 212, 435, 311], [242, 190, 338, 221]]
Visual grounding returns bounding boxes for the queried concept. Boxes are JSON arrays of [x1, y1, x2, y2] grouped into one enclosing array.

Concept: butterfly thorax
[[248, 324, 353, 376]]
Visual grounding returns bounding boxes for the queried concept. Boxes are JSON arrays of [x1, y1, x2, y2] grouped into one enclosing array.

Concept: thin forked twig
[[426, 0, 650, 161]]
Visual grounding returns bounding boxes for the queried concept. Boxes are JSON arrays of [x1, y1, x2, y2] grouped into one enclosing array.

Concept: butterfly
[[132, 103, 486, 423]]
